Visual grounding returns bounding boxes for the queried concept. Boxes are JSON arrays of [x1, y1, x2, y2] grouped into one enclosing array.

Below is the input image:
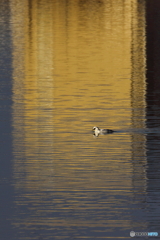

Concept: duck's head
[[92, 126, 99, 131]]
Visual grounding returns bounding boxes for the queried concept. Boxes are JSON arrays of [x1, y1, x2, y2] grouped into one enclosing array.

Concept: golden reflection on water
[[11, 0, 147, 238], [131, 1, 147, 206]]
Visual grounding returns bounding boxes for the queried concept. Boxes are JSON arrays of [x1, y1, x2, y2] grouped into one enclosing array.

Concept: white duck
[[92, 126, 114, 136]]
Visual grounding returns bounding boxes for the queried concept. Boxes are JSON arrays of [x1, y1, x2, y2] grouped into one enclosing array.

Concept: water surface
[[0, 0, 160, 239]]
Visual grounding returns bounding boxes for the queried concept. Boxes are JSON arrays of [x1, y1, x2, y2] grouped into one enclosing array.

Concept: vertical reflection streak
[[146, 1, 160, 231], [11, 0, 55, 190], [130, 0, 147, 229]]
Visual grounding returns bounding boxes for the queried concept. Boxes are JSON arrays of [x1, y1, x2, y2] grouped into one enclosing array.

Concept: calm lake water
[[0, 0, 160, 239]]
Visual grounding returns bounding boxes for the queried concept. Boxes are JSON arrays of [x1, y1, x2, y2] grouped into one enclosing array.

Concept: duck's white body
[[92, 126, 114, 136]]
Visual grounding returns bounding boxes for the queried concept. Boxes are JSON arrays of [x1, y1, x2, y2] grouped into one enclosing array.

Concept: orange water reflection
[[11, 0, 147, 238]]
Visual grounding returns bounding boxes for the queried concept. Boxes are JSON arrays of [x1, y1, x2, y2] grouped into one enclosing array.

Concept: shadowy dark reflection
[[146, 1, 160, 111], [146, 1, 160, 231], [0, 0, 14, 239]]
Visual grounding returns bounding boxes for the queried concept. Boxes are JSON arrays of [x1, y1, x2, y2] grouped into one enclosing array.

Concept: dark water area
[[0, 0, 160, 240], [145, 1, 160, 237], [0, 1, 14, 239]]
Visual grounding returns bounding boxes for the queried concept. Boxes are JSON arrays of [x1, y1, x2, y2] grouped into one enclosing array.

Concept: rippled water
[[0, 0, 160, 239]]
